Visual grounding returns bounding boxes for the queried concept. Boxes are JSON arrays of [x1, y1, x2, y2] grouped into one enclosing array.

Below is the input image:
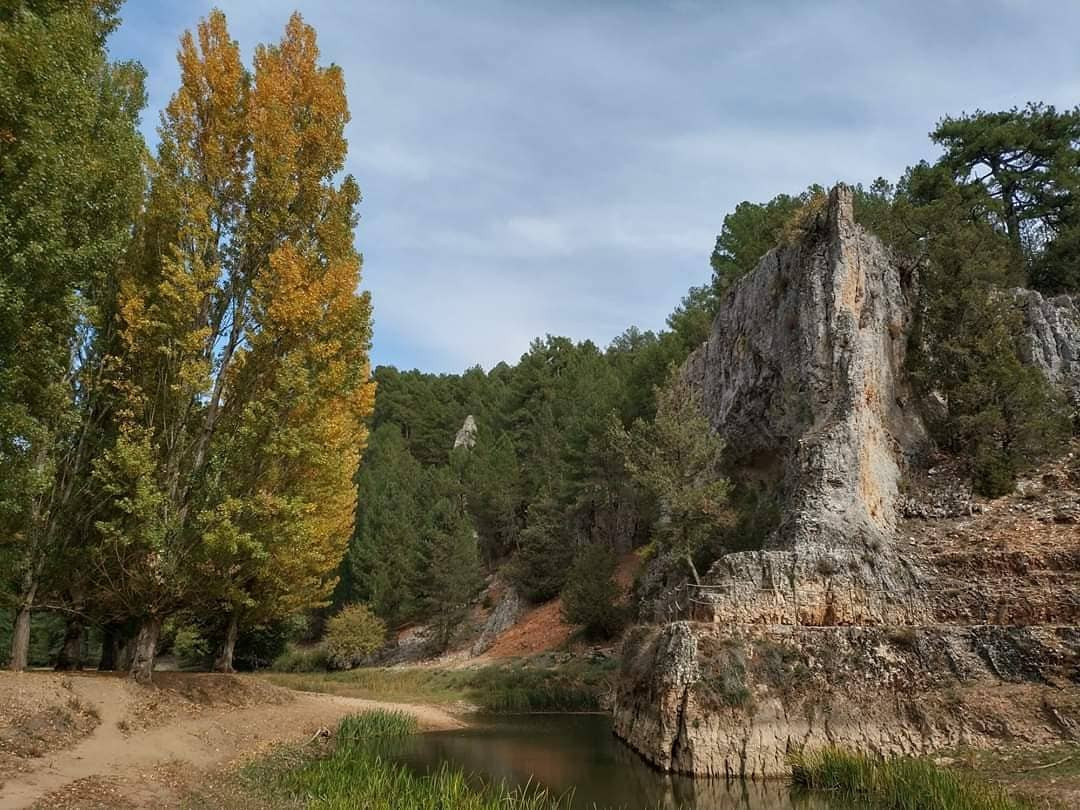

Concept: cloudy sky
[[110, 2, 1080, 373]]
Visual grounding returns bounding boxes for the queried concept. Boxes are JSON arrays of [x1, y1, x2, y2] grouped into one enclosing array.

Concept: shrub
[[561, 544, 625, 641], [271, 644, 330, 672], [324, 604, 386, 669], [172, 626, 210, 668]]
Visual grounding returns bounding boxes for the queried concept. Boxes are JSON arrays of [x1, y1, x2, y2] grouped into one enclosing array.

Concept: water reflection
[[377, 714, 840, 810]]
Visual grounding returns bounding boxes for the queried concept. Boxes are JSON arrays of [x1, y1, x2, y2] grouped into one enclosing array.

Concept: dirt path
[[0, 672, 461, 809]]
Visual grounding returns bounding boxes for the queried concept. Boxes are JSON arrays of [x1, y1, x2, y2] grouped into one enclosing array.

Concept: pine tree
[[611, 369, 730, 584], [561, 543, 624, 641], [345, 424, 427, 624], [421, 466, 483, 651]]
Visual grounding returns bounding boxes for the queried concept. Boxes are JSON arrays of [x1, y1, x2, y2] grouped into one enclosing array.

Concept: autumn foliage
[[2, 5, 373, 681]]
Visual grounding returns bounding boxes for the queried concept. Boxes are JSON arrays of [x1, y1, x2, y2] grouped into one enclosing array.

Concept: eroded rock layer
[[615, 621, 1080, 778], [615, 185, 1080, 777]]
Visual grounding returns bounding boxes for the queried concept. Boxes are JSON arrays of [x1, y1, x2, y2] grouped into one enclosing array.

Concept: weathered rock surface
[[615, 185, 1080, 777], [471, 580, 525, 656], [682, 185, 927, 626], [453, 414, 478, 450], [1018, 290, 1080, 412], [614, 622, 1080, 778]]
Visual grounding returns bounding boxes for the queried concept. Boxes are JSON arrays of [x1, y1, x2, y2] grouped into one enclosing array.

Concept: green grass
[[790, 747, 1043, 810], [336, 709, 417, 742], [262, 656, 615, 713], [239, 710, 570, 809]]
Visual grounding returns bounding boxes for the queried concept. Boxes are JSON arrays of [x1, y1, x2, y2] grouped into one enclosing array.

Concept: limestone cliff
[[615, 621, 1080, 778], [682, 185, 926, 627], [614, 184, 1080, 777]]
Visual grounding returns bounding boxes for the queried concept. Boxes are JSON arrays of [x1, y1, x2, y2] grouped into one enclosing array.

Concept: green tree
[[861, 163, 1069, 495], [710, 187, 824, 296], [344, 424, 427, 624], [509, 492, 573, 602], [0, 0, 145, 670], [459, 430, 521, 563], [561, 544, 624, 640], [931, 103, 1080, 259], [421, 465, 483, 651], [611, 370, 729, 584]]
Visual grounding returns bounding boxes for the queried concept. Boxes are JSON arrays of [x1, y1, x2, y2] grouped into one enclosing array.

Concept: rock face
[[614, 185, 1080, 777], [471, 581, 525, 656], [1017, 290, 1080, 412], [682, 185, 926, 627], [453, 414, 478, 450], [615, 622, 1080, 778]]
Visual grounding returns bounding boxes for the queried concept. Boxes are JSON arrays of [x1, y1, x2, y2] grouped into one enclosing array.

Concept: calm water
[[378, 713, 851, 810]]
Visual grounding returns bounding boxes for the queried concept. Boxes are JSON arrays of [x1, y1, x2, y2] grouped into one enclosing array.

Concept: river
[[379, 713, 852, 809]]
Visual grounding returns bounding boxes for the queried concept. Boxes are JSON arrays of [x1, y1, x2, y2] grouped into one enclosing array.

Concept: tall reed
[[790, 747, 1039, 810]]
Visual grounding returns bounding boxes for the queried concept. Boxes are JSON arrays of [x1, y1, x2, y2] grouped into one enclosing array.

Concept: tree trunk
[[212, 612, 239, 673], [685, 553, 701, 586], [98, 624, 120, 671], [9, 562, 41, 671], [129, 616, 161, 685], [9, 603, 32, 672], [55, 616, 85, 671]]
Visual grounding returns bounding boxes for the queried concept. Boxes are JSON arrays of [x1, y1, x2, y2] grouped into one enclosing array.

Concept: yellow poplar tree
[[93, 10, 372, 681], [200, 15, 374, 670]]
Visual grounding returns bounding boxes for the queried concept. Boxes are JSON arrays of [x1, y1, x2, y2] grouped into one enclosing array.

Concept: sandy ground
[[0, 671, 461, 809]]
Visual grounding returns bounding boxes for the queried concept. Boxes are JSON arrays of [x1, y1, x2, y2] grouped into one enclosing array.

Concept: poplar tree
[[93, 11, 373, 681], [1, 0, 145, 670]]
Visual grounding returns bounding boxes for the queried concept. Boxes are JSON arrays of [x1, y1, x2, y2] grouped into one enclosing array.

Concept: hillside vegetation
[[2, 1, 1078, 695]]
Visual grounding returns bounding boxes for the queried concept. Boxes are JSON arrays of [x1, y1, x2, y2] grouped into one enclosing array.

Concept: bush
[[324, 604, 386, 669], [271, 644, 330, 672], [560, 544, 625, 641], [172, 625, 210, 668]]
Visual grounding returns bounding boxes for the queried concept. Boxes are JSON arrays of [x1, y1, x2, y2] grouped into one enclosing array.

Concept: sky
[[109, 1, 1080, 373]]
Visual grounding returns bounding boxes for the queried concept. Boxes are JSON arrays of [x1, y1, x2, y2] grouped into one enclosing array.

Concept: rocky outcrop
[[615, 622, 1080, 778], [682, 186, 927, 626], [453, 414, 478, 450], [614, 185, 1080, 777], [1018, 290, 1080, 412], [471, 581, 525, 656]]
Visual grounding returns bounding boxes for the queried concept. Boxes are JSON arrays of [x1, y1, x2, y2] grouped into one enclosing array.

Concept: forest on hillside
[[338, 101, 1080, 653], [2, 2, 1079, 676]]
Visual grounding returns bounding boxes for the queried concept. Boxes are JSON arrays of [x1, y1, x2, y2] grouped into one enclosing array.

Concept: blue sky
[[110, 1, 1080, 373]]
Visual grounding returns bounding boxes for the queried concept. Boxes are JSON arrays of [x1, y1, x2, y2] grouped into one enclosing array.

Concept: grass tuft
[[245, 711, 570, 809], [790, 747, 1041, 810]]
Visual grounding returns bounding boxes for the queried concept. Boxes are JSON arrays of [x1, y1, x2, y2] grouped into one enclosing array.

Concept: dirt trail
[[0, 672, 461, 809]]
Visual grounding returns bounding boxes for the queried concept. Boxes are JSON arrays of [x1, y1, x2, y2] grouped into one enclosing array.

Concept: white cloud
[[111, 1, 1080, 373]]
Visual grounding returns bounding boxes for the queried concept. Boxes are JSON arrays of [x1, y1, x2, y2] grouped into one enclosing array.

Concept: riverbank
[[2, 666, 1074, 808], [260, 652, 618, 713], [0, 671, 460, 809], [791, 747, 1063, 810], [183, 710, 569, 809]]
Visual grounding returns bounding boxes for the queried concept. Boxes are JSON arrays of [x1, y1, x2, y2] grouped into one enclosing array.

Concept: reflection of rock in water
[[380, 714, 829, 809]]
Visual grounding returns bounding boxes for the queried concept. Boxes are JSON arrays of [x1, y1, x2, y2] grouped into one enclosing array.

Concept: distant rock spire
[[453, 414, 477, 450]]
